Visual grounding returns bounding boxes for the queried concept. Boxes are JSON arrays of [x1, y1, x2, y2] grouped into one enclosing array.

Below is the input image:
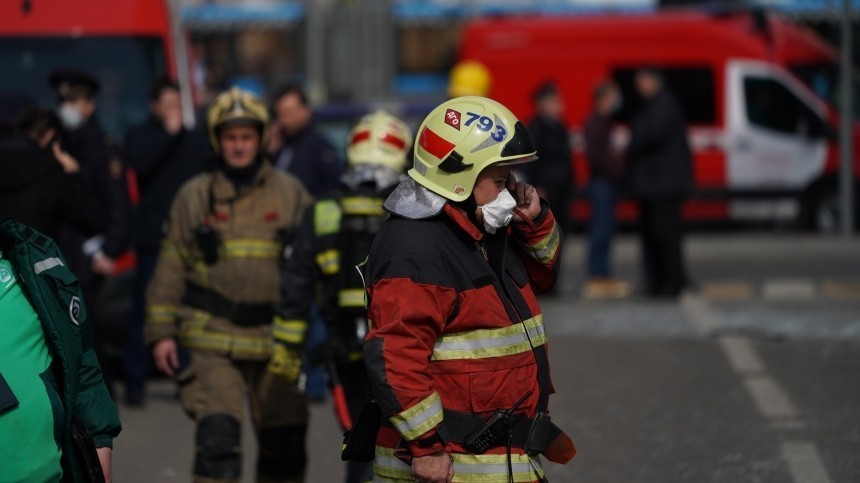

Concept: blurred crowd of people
[[0, 61, 693, 482]]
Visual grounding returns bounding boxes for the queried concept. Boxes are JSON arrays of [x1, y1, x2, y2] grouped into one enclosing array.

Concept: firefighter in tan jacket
[[144, 88, 314, 483]]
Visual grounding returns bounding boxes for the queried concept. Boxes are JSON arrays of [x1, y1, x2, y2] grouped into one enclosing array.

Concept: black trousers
[[336, 360, 374, 483], [639, 198, 686, 298]]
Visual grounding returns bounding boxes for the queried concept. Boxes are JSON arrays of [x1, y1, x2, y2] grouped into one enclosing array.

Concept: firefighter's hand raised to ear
[[508, 173, 541, 222]]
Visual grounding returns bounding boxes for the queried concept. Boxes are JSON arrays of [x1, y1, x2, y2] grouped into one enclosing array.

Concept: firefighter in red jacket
[[363, 97, 575, 483]]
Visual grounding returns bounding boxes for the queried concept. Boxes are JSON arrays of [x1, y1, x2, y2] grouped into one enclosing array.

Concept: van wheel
[[813, 189, 839, 234]]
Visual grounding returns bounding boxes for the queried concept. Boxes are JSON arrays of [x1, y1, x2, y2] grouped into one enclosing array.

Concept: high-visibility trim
[[147, 304, 179, 324], [178, 332, 272, 356], [373, 446, 414, 480], [341, 196, 385, 216], [316, 249, 340, 276], [314, 199, 342, 236], [273, 316, 307, 345], [222, 239, 281, 259], [338, 288, 366, 308], [178, 309, 272, 356], [160, 240, 183, 259], [33, 257, 64, 274], [373, 445, 544, 482], [191, 262, 210, 289], [389, 391, 444, 441], [451, 453, 544, 482], [431, 315, 546, 361], [523, 224, 560, 264]]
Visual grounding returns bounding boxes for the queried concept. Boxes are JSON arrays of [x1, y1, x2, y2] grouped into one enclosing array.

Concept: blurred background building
[[176, 0, 859, 104]]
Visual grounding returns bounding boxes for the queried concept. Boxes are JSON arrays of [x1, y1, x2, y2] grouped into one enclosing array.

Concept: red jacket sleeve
[[364, 277, 458, 456], [511, 200, 562, 294]]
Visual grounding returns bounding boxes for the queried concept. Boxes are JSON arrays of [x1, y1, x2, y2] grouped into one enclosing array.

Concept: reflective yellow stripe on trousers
[[373, 446, 545, 482], [431, 315, 546, 361], [178, 310, 272, 357]]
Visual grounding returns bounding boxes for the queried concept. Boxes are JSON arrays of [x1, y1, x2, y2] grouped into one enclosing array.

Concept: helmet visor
[[497, 121, 538, 165]]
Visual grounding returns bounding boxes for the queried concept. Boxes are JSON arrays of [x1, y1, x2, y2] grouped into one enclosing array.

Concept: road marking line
[[763, 279, 816, 301], [718, 336, 764, 374], [680, 293, 721, 335], [743, 375, 799, 420], [701, 281, 756, 301], [781, 441, 833, 483], [821, 281, 860, 300], [682, 294, 829, 483]]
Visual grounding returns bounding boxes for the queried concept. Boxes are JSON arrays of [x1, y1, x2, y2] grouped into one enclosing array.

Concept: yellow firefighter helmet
[[206, 87, 269, 154], [410, 96, 537, 202], [448, 60, 492, 98]]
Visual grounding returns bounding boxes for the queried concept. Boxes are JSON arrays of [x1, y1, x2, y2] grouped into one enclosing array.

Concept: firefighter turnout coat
[[144, 161, 313, 359], [364, 179, 563, 482]]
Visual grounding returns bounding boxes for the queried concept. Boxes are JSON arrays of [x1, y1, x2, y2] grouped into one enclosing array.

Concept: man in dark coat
[[50, 69, 133, 396], [268, 83, 343, 400], [525, 81, 574, 234], [122, 79, 208, 406], [626, 68, 693, 299], [0, 104, 104, 241], [269, 83, 343, 197]]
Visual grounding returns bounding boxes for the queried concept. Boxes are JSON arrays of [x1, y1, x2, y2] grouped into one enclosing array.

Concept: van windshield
[[0, 36, 167, 141], [790, 62, 860, 120]]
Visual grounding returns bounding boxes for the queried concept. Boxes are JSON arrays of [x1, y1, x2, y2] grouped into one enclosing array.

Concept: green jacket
[[0, 219, 121, 482]]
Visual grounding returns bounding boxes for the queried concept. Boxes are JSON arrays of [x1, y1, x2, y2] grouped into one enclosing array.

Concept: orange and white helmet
[[346, 110, 412, 172], [410, 96, 537, 202]]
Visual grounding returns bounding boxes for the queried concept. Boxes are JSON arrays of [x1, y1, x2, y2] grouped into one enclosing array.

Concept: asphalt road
[[112, 233, 860, 482]]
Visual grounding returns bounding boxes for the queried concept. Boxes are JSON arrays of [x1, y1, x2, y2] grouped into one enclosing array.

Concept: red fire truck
[[1, 0, 193, 141], [457, 10, 860, 230]]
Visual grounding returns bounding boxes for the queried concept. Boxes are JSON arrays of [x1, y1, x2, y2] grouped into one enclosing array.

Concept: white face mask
[[58, 103, 84, 130], [478, 188, 517, 234]]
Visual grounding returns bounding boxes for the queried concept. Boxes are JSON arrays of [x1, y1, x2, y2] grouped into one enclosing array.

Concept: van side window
[[743, 77, 824, 137], [612, 67, 716, 125]]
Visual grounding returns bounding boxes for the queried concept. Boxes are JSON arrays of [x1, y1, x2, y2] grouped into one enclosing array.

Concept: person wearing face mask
[[361, 97, 575, 483], [48, 69, 133, 399]]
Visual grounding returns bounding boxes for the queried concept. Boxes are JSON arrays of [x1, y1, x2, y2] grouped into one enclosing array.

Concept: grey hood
[[383, 177, 449, 220]]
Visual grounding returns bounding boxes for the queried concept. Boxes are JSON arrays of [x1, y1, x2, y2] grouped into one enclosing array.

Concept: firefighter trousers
[[177, 350, 309, 483]]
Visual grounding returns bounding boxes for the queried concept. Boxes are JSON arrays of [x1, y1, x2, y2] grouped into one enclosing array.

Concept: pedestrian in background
[[362, 97, 574, 482], [582, 81, 631, 300], [122, 79, 208, 407], [269, 83, 343, 197], [626, 68, 693, 299], [525, 81, 574, 235], [49, 69, 132, 278], [0, 101, 104, 242], [49, 69, 134, 397], [268, 82, 344, 401], [278, 111, 412, 483], [0, 219, 121, 483], [145, 88, 313, 483]]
